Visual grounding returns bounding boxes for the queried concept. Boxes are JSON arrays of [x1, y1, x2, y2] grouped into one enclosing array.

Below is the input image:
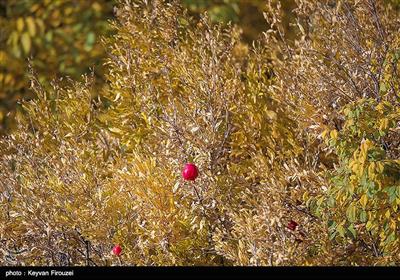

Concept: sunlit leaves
[[322, 97, 400, 260], [1, 0, 400, 267], [264, 0, 400, 265]]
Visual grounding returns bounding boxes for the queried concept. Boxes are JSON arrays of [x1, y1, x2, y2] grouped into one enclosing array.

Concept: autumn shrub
[[0, 0, 320, 266], [0, 0, 399, 266], [0, 0, 283, 134], [265, 0, 400, 264]]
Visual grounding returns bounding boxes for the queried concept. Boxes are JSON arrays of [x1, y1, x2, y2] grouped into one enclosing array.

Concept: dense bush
[[265, 0, 400, 264], [0, 0, 399, 266], [0, 0, 273, 133]]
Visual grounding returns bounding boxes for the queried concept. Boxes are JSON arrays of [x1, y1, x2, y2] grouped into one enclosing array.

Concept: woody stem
[[192, 180, 202, 202]]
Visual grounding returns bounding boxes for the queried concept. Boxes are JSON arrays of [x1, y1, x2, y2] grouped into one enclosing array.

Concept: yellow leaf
[[361, 139, 372, 155], [336, 0, 343, 12], [16, 18, 24, 32], [26, 17, 37, 37], [330, 129, 338, 139], [35, 18, 45, 33], [346, 118, 354, 127], [30, 3, 40, 12], [376, 162, 384, 173], [109, 127, 123, 135], [379, 118, 389, 131], [359, 194, 368, 209], [302, 191, 309, 202], [337, 224, 345, 237], [21, 32, 31, 54], [265, 110, 277, 120], [5, 74, 13, 84], [376, 103, 384, 113], [368, 162, 375, 177], [366, 221, 373, 230], [351, 163, 359, 174]]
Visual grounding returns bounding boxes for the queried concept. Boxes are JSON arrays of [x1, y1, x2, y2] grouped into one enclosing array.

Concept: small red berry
[[182, 163, 198, 181], [112, 245, 122, 256], [287, 220, 298, 231]]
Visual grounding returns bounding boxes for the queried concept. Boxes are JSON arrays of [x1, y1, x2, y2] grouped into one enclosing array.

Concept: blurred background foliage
[[0, 0, 116, 132], [0, 0, 297, 133], [183, 0, 294, 42]]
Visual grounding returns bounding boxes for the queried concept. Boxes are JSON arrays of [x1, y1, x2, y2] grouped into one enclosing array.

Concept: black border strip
[[1, 266, 399, 280]]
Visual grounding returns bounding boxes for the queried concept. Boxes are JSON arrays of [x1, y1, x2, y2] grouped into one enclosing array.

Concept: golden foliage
[[265, 0, 400, 264], [0, 0, 399, 266]]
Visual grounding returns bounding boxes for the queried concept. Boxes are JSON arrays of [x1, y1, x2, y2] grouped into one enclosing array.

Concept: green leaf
[[396, 186, 400, 198], [348, 224, 357, 239], [45, 31, 53, 43], [386, 186, 397, 203], [346, 203, 357, 223], [380, 83, 388, 93], [327, 196, 335, 207], [385, 232, 396, 244], [360, 210, 367, 223], [84, 32, 96, 51], [328, 220, 336, 231]]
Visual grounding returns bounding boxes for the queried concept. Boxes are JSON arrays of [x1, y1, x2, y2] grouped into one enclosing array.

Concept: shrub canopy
[[0, 0, 399, 265]]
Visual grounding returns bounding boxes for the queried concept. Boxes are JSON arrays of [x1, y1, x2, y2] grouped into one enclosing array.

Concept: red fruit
[[182, 163, 198, 181], [112, 245, 122, 256], [287, 220, 298, 231]]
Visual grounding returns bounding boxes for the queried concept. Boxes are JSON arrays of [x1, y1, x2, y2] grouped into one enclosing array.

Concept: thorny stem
[[85, 241, 90, 266], [74, 228, 98, 266], [367, 231, 381, 258]]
